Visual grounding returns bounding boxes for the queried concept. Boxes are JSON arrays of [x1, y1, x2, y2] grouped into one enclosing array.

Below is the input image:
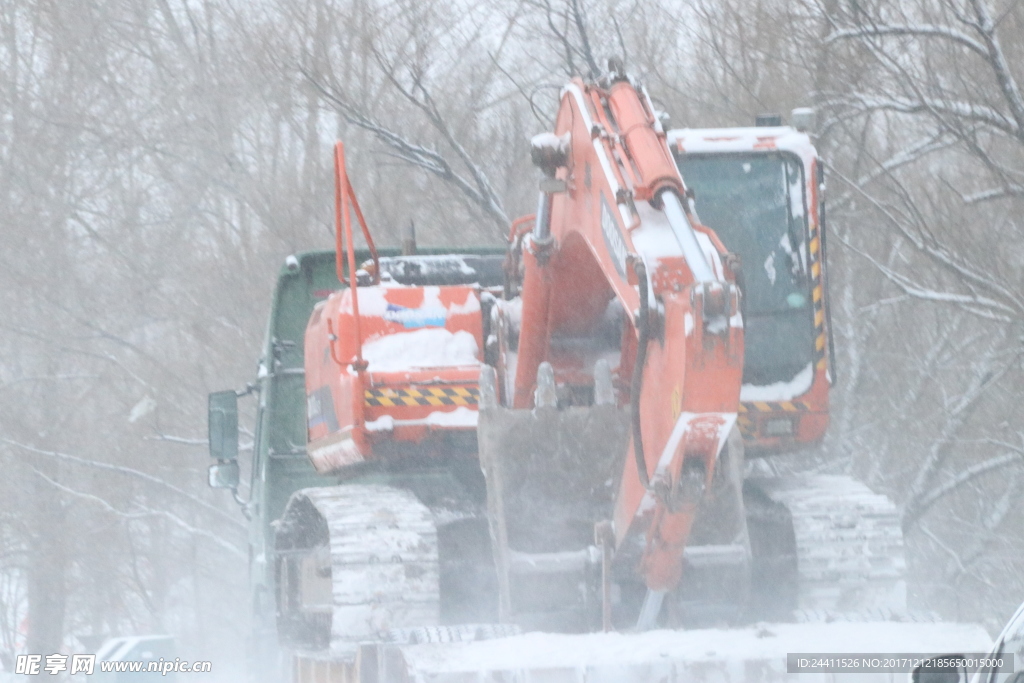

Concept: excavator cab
[[669, 124, 834, 453]]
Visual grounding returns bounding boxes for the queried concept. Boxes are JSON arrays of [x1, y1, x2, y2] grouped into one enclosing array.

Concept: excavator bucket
[[476, 365, 630, 632], [477, 364, 757, 631]]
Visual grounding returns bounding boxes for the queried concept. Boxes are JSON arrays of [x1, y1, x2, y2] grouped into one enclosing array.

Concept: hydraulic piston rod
[[661, 191, 717, 283]]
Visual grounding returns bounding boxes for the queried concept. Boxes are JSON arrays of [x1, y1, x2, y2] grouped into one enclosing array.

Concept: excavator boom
[[484, 71, 746, 628]]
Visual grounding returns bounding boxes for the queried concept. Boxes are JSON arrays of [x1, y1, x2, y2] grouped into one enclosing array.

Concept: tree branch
[[303, 67, 510, 233], [827, 93, 1018, 136], [825, 24, 988, 57], [33, 469, 244, 558], [901, 352, 1020, 531], [968, 0, 1024, 137], [1, 438, 245, 530], [911, 451, 1023, 523]]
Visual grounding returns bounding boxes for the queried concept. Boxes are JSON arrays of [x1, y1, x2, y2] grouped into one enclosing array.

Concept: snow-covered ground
[[400, 621, 992, 682]]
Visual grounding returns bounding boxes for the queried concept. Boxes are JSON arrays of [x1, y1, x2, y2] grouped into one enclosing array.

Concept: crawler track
[[750, 475, 906, 618], [276, 485, 440, 653]]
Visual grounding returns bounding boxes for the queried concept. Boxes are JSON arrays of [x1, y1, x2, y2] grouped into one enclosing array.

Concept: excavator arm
[[489, 70, 744, 626]]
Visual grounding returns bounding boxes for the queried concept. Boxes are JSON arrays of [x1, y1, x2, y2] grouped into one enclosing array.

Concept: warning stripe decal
[[737, 415, 756, 436], [738, 400, 813, 438], [739, 401, 813, 413], [364, 386, 479, 407], [807, 166, 828, 371]]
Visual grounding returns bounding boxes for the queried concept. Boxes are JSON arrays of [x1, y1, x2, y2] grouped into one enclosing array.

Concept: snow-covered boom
[[264, 68, 907, 673], [483, 68, 746, 629]]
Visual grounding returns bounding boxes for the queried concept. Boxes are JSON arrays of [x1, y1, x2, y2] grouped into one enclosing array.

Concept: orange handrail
[[333, 141, 378, 370], [507, 214, 536, 244]]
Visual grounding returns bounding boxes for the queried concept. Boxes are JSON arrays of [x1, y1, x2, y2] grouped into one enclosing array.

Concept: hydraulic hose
[[630, 258, 651, 490]]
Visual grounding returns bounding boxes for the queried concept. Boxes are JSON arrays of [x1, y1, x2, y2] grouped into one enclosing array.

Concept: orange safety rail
[[507, 214, 536, 244], [333, 141, 380, 370]]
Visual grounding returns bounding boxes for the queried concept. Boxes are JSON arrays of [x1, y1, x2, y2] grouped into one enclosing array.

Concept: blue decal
[[383, 303, 447, 329]]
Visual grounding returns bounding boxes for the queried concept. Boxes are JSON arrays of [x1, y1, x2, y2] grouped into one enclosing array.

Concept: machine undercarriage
[[275, 422, 906, 654]]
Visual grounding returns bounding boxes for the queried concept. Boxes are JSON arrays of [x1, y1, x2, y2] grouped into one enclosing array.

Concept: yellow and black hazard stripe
[[364, 386, 479, 407], [808, 228, 828, 372], [737, 400, 813, 437], [740, 401, 812, 413]]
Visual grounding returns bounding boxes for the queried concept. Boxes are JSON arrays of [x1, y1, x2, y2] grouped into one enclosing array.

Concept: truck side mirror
[[208, 390, 241, 490], [208, 390, 239, 462], [208, 460, 240, 489]]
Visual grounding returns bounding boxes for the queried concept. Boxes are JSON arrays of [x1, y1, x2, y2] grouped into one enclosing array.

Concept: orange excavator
[[261, 65, 906, 669]]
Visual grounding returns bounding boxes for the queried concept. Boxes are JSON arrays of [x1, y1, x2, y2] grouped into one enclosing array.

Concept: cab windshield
[[674, 151, 814, 386]]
